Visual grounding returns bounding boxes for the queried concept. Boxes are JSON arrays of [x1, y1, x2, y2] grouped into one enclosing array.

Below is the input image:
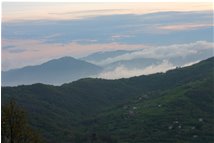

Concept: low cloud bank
[[97, 60, 174, 79], [91, 41, 214, 66], [94, 41, 213, 79]]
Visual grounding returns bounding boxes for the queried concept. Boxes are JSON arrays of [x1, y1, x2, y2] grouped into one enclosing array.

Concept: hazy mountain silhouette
[[81, 50, 134, 64], [2, 56, 102, 86]]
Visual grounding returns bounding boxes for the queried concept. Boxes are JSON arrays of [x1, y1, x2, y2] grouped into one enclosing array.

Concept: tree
[[1, 99, 44, 143]]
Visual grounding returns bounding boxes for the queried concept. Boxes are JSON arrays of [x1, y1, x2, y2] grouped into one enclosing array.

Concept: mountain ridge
[[2, 57, 213, 142], [2, 56, 102, 86]]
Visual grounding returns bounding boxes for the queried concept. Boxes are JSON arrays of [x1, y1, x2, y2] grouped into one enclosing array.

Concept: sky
[[2, 3, 212, 22], [1, 2, 214, 71]]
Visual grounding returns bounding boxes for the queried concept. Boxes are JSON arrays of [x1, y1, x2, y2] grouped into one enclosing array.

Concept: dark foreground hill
[[2, 56, 102, 86], [2, 57, 214, 143]]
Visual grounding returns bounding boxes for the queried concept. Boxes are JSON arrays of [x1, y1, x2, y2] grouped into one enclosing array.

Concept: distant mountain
[[80, 49, 213, 79], [169, 49, 214, 66], [2, 57, 213, 143], [80, 50, 135, 65], [2, 56, 102, 86], [81, 50, 164, 74]]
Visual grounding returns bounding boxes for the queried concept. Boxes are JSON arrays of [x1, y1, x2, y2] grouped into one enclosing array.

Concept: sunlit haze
[[2, 3, 212, 22]]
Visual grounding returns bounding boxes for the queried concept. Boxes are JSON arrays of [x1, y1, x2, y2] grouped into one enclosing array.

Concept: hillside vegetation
[[2, 57, 214, 143]]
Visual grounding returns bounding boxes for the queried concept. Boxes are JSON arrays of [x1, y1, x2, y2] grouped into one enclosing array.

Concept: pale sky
[[1, 2, 214, 70], [2, 3, 213, 22]]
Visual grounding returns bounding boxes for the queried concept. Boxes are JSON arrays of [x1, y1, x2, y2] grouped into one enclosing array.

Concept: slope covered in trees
[[2, 57, 214, 143], [78, 77, 213, 143], [1, 100, 44, 143]]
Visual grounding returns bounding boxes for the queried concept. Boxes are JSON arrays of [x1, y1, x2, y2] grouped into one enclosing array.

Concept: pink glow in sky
[[2, 3, 212, 22], [1, 2, 213, 70], [2, 39, 147, 70]]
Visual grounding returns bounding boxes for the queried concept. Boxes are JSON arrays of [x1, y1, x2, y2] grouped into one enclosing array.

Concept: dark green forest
[[2, 57, 214, 143]]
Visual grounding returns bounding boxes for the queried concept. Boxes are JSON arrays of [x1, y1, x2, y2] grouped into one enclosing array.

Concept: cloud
[[43, 33, 62, 39], [2, 45, 17, 49], [181, 60, 200, 67], [97, 57, 204, 80], [8, 48, 26, 53], [158, 23, 214, 31], [1, 39, 145, 70], [111, 34, 134, 40], [2, 3, 212, 22], [2, 11, 213, 45], [48, 9, 129, 15], [97, 60, 174, 79], [90, 41, 214, 66], [2, 39, 213, 71], [71, 39, 98, 43]]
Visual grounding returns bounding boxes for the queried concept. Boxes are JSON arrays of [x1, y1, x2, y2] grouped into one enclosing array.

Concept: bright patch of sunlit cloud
[[159, 23, 214, 31], [97, 60, 174, 79]]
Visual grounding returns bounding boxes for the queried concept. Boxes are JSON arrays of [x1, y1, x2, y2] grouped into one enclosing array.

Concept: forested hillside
[[2, 57, 214, 143]]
